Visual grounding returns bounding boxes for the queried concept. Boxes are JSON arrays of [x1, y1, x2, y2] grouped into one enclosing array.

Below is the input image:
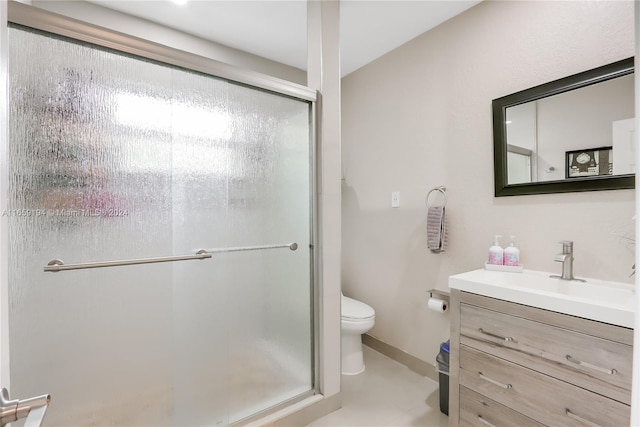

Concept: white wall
[[341, 0, 635, 365]]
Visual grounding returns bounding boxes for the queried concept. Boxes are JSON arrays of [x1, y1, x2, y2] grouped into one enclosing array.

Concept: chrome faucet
[[551, 241, 585, 282]]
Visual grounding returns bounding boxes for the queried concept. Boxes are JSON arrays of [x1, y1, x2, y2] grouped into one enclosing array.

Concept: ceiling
[[87, 0, 482, 77]]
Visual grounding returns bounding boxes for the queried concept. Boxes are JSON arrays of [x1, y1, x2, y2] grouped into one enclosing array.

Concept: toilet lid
[[342, 295, 375, 320]]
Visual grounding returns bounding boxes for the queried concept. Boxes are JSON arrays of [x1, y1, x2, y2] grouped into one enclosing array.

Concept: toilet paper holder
[[428, 289, 450, 304]]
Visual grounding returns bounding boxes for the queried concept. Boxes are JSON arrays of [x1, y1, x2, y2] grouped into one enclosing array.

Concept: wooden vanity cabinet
[[449, 290, 633, 427]]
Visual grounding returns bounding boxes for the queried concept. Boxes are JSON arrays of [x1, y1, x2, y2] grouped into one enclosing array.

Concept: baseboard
[[362, 334, 438, 382]]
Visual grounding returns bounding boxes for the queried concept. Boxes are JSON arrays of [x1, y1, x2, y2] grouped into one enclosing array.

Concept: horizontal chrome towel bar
[[205, 242, 298, 253], [44, 250, 212, 272]]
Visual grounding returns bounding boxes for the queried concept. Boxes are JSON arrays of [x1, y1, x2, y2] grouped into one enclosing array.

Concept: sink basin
[[448, 269, 635, 327]]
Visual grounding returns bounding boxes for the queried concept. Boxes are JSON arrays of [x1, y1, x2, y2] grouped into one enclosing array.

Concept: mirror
[[493, 57, 634, 196]]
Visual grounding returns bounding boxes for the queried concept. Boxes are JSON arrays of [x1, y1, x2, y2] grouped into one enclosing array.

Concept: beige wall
[[341, 0, 635, 365]]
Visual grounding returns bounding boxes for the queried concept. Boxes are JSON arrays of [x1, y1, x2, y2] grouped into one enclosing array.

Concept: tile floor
[[306, 346, 449, 427]]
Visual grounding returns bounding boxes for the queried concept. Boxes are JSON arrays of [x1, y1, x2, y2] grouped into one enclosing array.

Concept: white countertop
[[448, 269, 635, 328]]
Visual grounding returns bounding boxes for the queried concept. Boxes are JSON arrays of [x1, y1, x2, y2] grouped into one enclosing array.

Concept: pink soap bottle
[[488, 235, 504, 265], [504, 235, 520, 266]]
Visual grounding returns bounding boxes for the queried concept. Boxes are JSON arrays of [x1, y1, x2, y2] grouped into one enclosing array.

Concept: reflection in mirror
[[507, 146, 533, 184], [505, 74, 634, 184], [493, 57, 635, 196]]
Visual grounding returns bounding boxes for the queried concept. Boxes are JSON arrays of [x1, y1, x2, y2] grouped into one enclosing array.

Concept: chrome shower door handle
[[0, 388, 50, 427]]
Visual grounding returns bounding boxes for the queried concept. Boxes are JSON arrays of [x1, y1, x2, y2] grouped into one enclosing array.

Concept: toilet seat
[[342, 295, 375, 320]]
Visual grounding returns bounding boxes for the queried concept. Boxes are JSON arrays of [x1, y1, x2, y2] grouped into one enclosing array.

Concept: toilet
[[341, 293, 375, 375]]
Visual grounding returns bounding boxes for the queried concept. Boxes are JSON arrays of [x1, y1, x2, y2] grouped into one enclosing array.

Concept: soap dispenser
[[488, 235, 504, 265], [504, 235, 520, 266]]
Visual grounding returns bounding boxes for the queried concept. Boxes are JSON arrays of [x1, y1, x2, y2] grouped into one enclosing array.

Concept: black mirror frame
[[493, 57, 635, 197]]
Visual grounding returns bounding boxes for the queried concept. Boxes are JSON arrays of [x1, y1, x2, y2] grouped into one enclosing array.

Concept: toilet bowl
[[341, 293, 375, 375]]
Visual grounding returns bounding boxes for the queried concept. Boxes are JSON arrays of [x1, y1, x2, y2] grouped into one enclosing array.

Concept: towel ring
[[426, 186, 447, 208]]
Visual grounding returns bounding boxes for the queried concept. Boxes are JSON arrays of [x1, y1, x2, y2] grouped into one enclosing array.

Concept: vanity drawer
[[459, 386, 544, 427], [460, 302, 632, 404], [459, 345, 630, 427]]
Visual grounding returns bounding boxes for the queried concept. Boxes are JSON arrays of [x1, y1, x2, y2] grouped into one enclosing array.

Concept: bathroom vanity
[[448, 269, 634, 427]]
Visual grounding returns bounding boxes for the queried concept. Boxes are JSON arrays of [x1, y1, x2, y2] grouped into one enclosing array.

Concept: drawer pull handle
[[478, 328, 516, 343], [478, 372, 512, 389], [566, 355, 617, 375], [566, 408, 602, 427], [478, 415, 497, 427]]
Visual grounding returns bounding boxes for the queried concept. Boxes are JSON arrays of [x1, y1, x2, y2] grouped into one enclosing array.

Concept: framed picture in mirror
[[565, 147, 612, 178]]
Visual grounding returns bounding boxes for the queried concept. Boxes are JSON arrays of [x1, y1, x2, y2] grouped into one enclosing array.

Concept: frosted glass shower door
[[7, 25, 313, 426], [169, 67, 313, 424]]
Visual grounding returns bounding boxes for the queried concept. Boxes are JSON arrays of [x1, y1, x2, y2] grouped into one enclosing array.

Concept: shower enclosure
[[4, 13, 315, 427]]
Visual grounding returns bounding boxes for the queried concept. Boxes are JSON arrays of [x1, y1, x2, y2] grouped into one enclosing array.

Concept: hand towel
[[427, 206, 448, 253]]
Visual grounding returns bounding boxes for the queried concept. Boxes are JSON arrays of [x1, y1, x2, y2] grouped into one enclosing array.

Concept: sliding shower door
[[7, 25, 313, 426]]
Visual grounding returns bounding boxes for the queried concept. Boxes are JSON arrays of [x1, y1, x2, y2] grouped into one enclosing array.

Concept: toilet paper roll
[[428, 297, 448, 313]]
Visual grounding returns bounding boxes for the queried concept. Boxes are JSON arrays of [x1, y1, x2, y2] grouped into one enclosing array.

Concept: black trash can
[[436, 340, 450, 416]]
